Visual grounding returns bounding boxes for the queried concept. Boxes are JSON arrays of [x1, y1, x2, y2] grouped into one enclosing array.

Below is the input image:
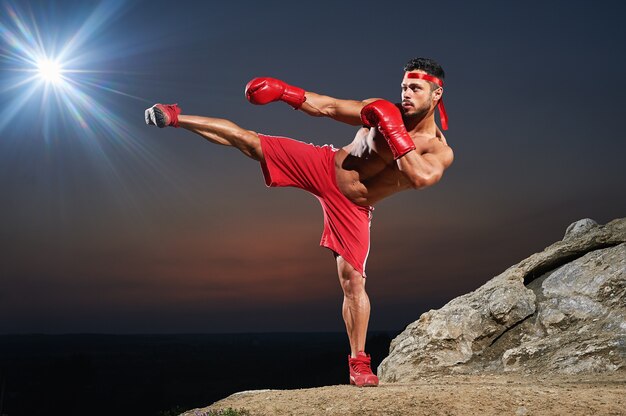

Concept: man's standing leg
[[336, 256, 379, 387]]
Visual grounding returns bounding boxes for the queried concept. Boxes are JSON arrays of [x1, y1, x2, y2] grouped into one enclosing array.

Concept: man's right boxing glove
[[245, 77, 306, 109], [360, 100, 416, 160]]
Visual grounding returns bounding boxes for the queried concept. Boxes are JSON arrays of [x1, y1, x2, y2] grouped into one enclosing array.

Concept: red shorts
[[259, 134, 373, 276]]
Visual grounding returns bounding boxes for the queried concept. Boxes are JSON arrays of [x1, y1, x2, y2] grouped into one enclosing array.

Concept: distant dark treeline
[[0, 332, 399, 416]]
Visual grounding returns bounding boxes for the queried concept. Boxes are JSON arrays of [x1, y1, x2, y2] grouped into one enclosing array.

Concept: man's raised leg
[[336, 255, 379, 387], [145, 103, 263, 161]]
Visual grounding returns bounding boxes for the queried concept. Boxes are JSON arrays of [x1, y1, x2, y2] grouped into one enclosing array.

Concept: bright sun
[[37, 58, 63, 84]]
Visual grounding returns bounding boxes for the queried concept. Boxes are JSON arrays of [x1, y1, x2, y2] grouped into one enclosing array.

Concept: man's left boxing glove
[[245, 77, 306, 109], [360, 100, 415, 160]]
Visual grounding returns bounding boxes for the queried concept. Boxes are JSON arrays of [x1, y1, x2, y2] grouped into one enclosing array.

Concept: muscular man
[[145, 57, 453, 387]]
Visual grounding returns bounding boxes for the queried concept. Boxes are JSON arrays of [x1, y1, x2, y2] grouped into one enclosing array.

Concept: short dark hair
[[403, 57, 445, 82]]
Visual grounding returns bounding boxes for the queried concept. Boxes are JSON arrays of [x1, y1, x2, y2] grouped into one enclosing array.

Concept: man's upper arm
[[420, 143, 454, 182], [401, 141, 453, 188], [434, 143, 454, 170]]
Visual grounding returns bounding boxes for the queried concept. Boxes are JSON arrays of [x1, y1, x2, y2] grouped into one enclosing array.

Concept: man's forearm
[[300, 92, 375, 126]]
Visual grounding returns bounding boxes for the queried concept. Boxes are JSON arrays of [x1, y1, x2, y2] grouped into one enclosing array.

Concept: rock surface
[[183, 372, 626, 416], [378, 218, 626, 381]]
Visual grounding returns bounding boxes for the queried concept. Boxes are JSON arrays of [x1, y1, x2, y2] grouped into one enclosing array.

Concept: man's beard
[[402, 101, 431, 123]]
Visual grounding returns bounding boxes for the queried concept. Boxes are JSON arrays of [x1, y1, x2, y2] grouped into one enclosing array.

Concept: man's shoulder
[[421, 134, 454, 169]]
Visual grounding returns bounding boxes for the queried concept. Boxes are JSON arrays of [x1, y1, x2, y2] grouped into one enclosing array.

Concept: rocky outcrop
[[378, 218, 626, 382]]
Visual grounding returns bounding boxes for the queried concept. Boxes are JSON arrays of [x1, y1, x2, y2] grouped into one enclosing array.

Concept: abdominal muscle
[[334, 127, 411, 207]]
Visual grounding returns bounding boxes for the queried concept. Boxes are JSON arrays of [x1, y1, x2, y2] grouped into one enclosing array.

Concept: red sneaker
[[348, 352, 379, 387], [145, 103, 181, 128]]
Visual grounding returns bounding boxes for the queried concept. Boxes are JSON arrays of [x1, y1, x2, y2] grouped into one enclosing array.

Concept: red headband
[[406, 72, 448, 130]]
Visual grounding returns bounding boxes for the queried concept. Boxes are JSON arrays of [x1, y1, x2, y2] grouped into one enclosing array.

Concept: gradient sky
[[1, 0, 625, 334]]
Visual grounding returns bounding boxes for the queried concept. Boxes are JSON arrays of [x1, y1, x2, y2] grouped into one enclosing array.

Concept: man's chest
[[342, 128, 394, 177]]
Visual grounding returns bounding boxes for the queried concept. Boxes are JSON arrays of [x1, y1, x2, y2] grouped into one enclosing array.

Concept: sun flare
[[36, 58, 63, 84]]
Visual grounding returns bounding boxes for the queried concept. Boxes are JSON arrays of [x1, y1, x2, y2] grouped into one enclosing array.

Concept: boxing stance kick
[[145, 57, 453, 387]]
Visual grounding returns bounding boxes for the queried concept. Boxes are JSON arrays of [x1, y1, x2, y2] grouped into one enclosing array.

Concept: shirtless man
[[145, 57, 453, 387]]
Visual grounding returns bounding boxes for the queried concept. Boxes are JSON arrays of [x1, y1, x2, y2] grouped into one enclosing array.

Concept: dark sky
[[1, 0, 625, 334]]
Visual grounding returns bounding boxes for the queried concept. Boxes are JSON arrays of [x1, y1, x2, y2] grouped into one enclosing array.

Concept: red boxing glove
[[245, 77, 306, 109], [360, 100, 416, 159]]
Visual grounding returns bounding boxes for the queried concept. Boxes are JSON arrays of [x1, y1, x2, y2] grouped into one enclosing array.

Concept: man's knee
[[337, 256, 365, 295], [238, 130, 264, 161], [339, 266, 363, 283]]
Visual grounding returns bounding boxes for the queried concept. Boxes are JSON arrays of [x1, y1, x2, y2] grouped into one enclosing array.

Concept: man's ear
[[432, 87, 443, 103]]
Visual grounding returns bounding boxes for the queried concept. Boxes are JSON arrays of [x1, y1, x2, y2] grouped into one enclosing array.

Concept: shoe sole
[[145, 108, 154, 125], [350, 376, 379, 387], [153, 106, 168, 127], [144, 105, 168, 128]]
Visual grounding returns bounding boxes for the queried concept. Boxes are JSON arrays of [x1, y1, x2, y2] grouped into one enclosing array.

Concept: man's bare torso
[[335, 126, 450, 207]]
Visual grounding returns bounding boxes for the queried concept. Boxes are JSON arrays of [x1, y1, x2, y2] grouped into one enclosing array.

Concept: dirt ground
[[181, 371, 626, 416]]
